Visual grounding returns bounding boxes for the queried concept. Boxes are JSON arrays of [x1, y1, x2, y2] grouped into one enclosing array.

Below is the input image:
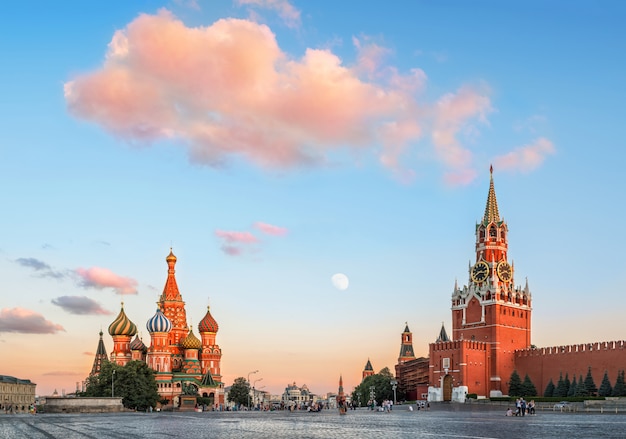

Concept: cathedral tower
[[198, 305, 222, 383], [89, 330, 108, 376], [108, 303, 137, 366], [159, 249, 189, 371]]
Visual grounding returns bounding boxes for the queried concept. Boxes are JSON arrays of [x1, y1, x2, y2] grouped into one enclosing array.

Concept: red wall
[[515, 341, 626, 395]]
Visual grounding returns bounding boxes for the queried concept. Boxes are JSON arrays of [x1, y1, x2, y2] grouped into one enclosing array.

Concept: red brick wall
[[515, 341, 626, 395]]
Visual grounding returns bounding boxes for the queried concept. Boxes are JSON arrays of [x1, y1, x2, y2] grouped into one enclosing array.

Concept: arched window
[[489, 227, 497, 238]]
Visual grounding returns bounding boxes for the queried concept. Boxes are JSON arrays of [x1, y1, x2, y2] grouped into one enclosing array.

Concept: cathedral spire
[[89, 330, 108, 376], [482, 165, 501, 225]]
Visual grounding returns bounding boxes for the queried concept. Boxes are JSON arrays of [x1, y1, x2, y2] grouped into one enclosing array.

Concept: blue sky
[[1, 0, 625, 396]]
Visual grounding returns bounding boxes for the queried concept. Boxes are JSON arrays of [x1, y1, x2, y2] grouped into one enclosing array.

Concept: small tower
[[398, 323, 416, 364], [180, 327, 202, 375], [130, 334, 147, 362], [89, 330, 108, 376], [336, 375, 346, 413], [146, 307, 173, 373], [108, 303, 137, 366], [198, 305, 222, 383], [362, 359, 374, 381]]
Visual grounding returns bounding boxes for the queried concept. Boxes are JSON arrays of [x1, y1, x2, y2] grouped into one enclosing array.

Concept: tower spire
[[483, 165, 500, 225]]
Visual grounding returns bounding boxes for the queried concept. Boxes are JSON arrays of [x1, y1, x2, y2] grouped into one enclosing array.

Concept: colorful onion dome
[[108, 303, 138, 337], [146, 308, 172, 333], [198, 306, 219, 333], [181, 328, 202, 350], [166, 249, 177, 264], [130, 334, 147, 352]]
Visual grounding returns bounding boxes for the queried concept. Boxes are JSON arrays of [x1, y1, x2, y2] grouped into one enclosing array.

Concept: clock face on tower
[[471, 261, 489, 283], [497, 261, 512, 281]]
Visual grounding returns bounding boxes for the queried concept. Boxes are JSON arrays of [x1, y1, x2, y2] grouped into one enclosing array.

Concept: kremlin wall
[[395, 168, 626, 401]]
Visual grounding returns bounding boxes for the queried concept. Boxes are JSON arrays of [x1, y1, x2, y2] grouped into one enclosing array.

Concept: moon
[[331, 273, 349, 291]]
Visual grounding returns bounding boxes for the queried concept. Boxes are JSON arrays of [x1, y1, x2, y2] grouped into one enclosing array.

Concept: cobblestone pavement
[[1, 408, 625, 439]]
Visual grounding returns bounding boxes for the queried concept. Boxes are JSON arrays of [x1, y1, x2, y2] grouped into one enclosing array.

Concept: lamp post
[[369, 385, 376, 410], [390, 380, 397, 405], [356, 391, 361, 408], [253, 378, 263, 410], [247, 370, 258, 409], [112, 370, 116, 398]]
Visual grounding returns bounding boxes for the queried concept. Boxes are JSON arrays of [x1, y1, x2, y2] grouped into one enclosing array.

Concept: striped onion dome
[[108, 304, 138, 337], [198, 306, 219, 333], [180, 328, 202, 350], [130, 334, 147, 353], [146, 308, 172, 333]]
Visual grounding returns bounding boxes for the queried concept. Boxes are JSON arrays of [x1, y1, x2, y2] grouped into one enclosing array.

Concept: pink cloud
[[215, 230, 259, 243], [236, 0, 301, 28], [443, 168, 478, 187], [493, 138, 556, 173], [64, 10, 424, 174], [254, 222, 288, 236], [0, 308, 65, 334], [75, 267, 138, 295], [432, 87, 491, 169], [215, 229, 259, 256], [63, 10, 551, 186]]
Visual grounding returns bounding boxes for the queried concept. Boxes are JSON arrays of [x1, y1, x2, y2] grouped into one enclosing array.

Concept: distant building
[[362, 359, 374, 381], [0, 375, 36, 411], [91, 249, 224, 407], [394, 324, 429, 400]]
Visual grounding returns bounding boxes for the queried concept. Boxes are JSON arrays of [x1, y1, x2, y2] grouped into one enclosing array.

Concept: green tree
[[543, 379, 555, 397], [521, 374, 537, 397], [83, 360, 159, 410], [564, 373, 571, 396], [554, 373, 567, 397], [352, 370, 395, 407], [575, 374, 588, 397], [567, 376, 577, 397], [508, 370, 522, 396], [612, 370, 626, 397], [598, 371, 612, 397], [227, 377, 250, 407], [584, 367, 598, 396]]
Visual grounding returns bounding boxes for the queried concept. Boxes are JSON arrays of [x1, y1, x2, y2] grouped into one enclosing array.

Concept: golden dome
[[181, 328, 202, 350]]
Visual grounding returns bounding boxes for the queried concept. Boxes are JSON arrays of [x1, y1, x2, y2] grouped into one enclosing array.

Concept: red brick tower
[[398, 323, 416, 364], [362, 359, 374, 381], [159, 249, 189, 371], [449, 166, 532, 395]]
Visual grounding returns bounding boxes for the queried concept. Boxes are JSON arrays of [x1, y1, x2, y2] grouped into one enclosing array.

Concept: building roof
[[436, 323, 450, 342], [0, 375, 35, 385]]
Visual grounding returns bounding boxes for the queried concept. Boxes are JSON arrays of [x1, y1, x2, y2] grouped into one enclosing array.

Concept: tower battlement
[[515, 340, 626, 357], [430, 339, 488, 352]]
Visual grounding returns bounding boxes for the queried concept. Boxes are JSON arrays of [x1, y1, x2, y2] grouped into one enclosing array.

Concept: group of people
[[506, 398, 536, 416]]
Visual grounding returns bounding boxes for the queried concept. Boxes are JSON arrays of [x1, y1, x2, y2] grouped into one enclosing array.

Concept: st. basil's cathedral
[[90, 250, 224, 406]]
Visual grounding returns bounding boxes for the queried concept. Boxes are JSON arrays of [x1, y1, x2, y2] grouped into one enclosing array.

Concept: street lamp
[[247, 370, 258, 409], [112, 370, 116, 398], [390, 380, 397, 405], [369, 385, 376, 410], [253, 378, 263, 410]]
